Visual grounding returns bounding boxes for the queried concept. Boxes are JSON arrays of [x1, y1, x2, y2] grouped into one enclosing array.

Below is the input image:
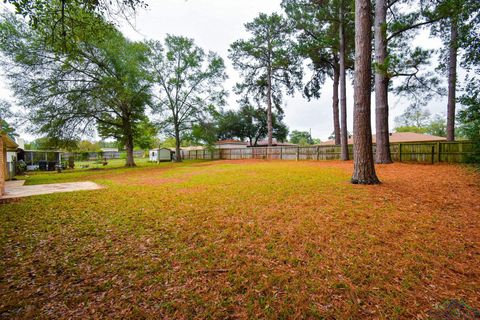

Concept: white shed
[[149, 148, 172, 162]]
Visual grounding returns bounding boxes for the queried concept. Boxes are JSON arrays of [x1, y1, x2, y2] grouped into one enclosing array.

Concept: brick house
[[1, 133, 19, 196]]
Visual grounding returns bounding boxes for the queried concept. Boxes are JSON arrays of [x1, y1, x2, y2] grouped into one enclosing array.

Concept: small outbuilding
[[149, 148, 173, 162]]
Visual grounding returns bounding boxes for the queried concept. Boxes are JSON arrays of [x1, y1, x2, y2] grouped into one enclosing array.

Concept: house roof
[[1, 134, 19, 150], [318, 132, 446, 146], [215, 139, 249, 145], [251, 139, 298, 147], [168, 146, 205, 152]]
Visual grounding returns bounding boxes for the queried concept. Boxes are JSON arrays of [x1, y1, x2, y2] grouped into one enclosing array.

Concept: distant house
[[215, 140, 248, 149], [318, 132, 446, 146], [1, 133, 19, 195], [249, 139, 298, 147], [149, 148, 173, 162], [178, 146, 206, 152], [100, 147, 118, 152]]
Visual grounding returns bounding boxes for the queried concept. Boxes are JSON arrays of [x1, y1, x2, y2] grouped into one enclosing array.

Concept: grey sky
[[1, 0, 449, 141]]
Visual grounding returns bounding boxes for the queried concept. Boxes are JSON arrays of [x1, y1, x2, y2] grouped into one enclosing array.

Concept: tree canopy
[[148, 35, 227, 161], [215, 105, 289, 147], [229, 12, 302, 146], [0, 12, 151, 166]]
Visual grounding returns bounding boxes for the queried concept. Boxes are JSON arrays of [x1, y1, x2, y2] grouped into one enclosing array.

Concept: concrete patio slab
[[2, 180, 103, 199]]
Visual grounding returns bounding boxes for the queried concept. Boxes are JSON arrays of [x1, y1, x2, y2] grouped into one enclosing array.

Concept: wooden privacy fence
[[181, 141, 475, 164]]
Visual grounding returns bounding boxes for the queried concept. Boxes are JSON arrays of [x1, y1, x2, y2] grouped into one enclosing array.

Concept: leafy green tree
[[216, 105, 289, 147], [283, 0, 354, 159], [98, 140, 119, 149], [420, 0, 480, 142], [0, 100, 17, 137], [456, 1, 480, 161], [0, 13, 151, 166], [5, 0, 146, 52], [190, 122, 218, 146], [395, 104, 432, 127], [373, 0, 446, 163], [395, 115, 447, 137], [395, 109, 447, 137], [148, 35, 227, 162], [425, 115, 447, 137], [133, 117, 158, 150], [289, 130, 315, 145], [76, 140, 101, 152], [394, 126, 427, 134], [425, 0, 465, 141], [24, 137, 57, 150], [458, 85, 480, 162], [229, 13, 302, 146]]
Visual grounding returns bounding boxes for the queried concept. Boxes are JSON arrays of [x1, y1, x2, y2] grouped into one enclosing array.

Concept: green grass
[[19, 158, 209, 185], [1, 160, 479, 319]]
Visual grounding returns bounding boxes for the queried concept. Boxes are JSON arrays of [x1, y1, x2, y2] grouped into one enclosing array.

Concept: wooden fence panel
[[398, 143, 436, 163], [440, 141, 473, 163], [179, 141, 474, 164]]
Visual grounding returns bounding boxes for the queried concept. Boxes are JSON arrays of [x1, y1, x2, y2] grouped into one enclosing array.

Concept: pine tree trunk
[[124, 134, 136, 167], [332, 61, 341, 145], [351, 0, 380, 185], [267, 64, 273, 146], [374, 0, 392, 164], [446, 18, 458, 142], [174, 125, 182, 162], [339, 3, 349, 160]]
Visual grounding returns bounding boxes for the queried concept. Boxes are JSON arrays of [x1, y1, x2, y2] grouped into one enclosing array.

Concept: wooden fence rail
[[181, 141, 475, 164]]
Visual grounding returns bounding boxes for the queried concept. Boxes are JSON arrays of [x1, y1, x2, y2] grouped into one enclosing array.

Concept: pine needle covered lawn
[[1, 160, 479, 319]]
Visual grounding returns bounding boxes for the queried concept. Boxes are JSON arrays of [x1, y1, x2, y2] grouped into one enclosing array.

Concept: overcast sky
[[1, 0, 449, 141]]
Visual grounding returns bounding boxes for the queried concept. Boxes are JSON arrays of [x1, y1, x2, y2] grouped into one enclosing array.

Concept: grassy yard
[[1, 160, 479, 319]]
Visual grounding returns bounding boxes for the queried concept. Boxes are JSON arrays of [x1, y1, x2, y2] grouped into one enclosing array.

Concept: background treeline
[[0, 0, 478, 172]]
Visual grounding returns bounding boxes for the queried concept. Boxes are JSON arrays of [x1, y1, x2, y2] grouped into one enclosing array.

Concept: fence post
[[431, 146, 435, 164], [280, 147, 283, 160], [399, 143, 402, 162], [296, 146, 299, 161], [459, 142, 463, 162], [437, 142, 441, 163], [316, 146, 320, 161]]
